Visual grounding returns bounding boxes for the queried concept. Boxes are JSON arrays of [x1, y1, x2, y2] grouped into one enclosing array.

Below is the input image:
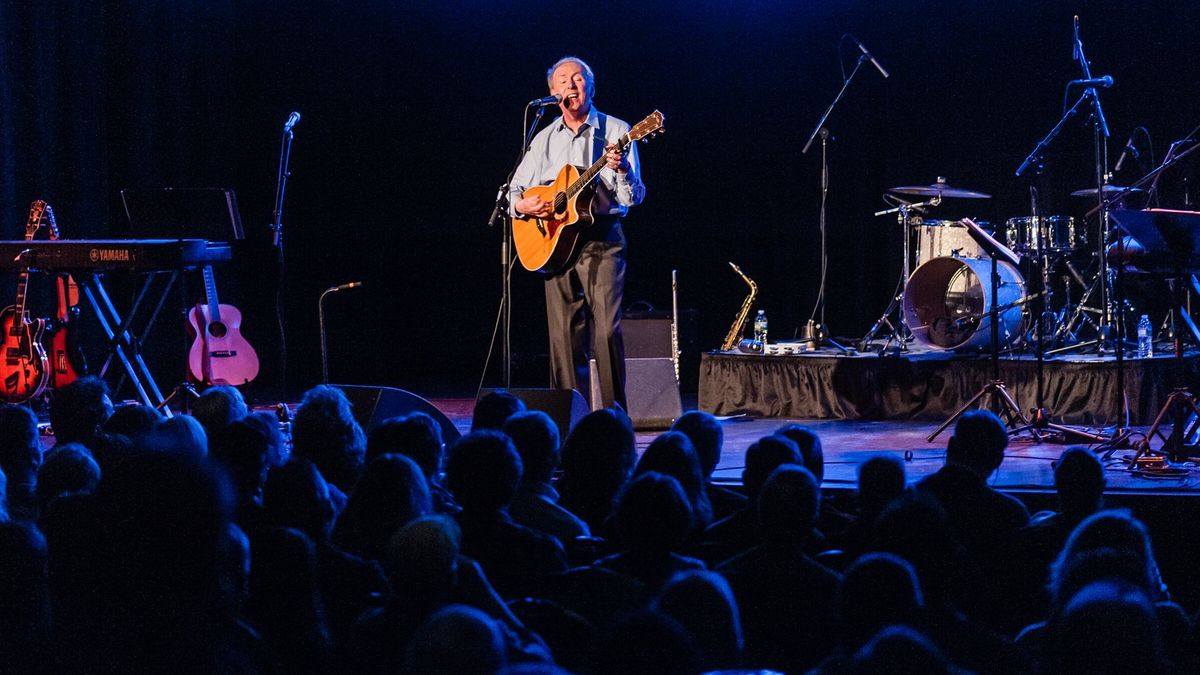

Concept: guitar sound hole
[[208, 322, 228, 339]]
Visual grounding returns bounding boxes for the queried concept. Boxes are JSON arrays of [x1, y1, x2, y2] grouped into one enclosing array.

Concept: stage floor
[[429, 397, 1200, 497]]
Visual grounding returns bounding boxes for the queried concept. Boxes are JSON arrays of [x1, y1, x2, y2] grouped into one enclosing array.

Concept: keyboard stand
[[79, 271, 179, 417]]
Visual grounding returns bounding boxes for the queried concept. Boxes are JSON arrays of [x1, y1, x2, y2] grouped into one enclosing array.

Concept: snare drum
[[915, 220, 985, 265], [1004, 216, 1083, 255]]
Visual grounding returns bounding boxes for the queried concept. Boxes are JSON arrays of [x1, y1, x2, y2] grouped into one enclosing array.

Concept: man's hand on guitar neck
[[604, 143, 630, 174], [516, 195, 555, 219]]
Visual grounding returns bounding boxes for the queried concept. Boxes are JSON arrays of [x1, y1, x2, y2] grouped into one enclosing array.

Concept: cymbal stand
[[860, 196, 940, 352], [928, 245, 1034, 442]]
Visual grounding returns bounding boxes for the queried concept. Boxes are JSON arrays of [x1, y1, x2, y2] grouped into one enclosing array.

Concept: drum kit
[[860, 176, 1146, 355]]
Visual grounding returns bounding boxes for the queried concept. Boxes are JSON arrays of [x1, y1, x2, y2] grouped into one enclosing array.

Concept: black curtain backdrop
[[2, 0, 1197, 401]]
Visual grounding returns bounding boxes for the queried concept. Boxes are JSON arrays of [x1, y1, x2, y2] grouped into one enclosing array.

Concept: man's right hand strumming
[[515, 195, 555, 219]]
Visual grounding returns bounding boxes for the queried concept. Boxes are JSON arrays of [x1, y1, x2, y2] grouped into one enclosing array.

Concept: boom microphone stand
[[800, 34, 887, 353], [485, 102, 550, 389]]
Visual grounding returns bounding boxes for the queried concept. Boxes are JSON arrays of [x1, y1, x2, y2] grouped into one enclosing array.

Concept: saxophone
[[722, 262, 758, 351]]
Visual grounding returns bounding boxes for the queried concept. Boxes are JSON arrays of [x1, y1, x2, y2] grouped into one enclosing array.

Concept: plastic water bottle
[[753, 310, 768, 346], [1137, 314, 1153, 358]]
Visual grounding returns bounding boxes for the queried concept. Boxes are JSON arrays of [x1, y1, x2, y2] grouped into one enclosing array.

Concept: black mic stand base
[[1008, 407, 1110, 444], [156, 382, 200, 415], [927, 380, 1035, 443]]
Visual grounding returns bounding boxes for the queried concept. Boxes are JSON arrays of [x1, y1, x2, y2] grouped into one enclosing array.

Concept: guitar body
[[513, 164, 596, 275], [50, 309, 85, 389], [0, 306, 50, 402], [187, 302, 260, 386]]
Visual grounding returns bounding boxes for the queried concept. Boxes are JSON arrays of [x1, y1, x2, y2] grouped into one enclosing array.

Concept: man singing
[[511, 56, 646, 409]]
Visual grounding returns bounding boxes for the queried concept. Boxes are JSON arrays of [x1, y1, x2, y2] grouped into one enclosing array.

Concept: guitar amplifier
[[625, 357, 682, 430], [622, 309, 697, 393]]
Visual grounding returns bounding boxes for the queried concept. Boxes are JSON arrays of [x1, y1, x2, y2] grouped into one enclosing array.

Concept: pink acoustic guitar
[[186, 265, 259, 385]]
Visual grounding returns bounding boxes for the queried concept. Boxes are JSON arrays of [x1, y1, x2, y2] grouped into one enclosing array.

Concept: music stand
[[1109, 209, 1200, 465], [928, 219, 1036, 442]]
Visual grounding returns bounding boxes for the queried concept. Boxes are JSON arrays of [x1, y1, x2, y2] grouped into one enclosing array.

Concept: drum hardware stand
[[801, 39, 885, 354], [929, 220, 1036, 443], [860, 197, 940, 352]]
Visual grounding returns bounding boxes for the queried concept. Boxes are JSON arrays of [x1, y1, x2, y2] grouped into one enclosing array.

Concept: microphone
[[327, 281, 364, 292], [850, 35, 889, 78], [283, 111, 301, 133], [528, 94, 563, 108], [1069, 75, 1113, 89], [1114, 130, 1141, 172]]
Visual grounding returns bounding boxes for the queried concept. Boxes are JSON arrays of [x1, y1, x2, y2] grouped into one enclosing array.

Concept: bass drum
[[903, 256, 1026, 351]]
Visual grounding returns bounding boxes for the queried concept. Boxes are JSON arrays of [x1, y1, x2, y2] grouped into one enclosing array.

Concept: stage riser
[[699, 352, 1199, 426]]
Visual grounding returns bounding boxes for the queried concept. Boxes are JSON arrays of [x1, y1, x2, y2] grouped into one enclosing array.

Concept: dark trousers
[[544, 233, 626, 409]]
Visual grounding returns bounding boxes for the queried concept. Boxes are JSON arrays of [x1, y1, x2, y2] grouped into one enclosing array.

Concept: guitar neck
[[202, 265, 222, 323], [15, 271, 31, 320], [565, 132, 631, 198]]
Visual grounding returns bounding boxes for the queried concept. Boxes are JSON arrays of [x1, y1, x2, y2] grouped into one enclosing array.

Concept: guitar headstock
[[43, 204, 60, 241], [25, 200, 47, 241], [627, 110, 665, 144]]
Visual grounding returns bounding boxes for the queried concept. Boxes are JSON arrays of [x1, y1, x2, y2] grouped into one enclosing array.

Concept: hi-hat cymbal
[[1070, 185, 1146, 197], [889, 177, 992, 199]]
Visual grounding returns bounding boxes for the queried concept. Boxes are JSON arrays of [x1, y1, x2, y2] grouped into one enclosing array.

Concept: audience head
[[445, 430, 523, 513], [742, 434, 802, 498], [209, 419, 271, 502], [1051, 509, 1162, 603], [243, 410, 287, 468], [0, 521, 50, 643], [946, 409, 1007, 478], [49, 376, 113, 445], [857, 454, 907, 516], [615, 472, 693, 555], [386, 515, 462, 598], [244, 526, 332, 657], [333, 453, 431, 560], [102, 402, 162, 439], [367, 412, 444, 475], [503, 410, 561, 485], [262, 458, 336, 542], [471, 390, 526, 431], [757, 465, 820, 548], [671, 410, 724, 478], [35, 443, 100, 510], [838, 553, 925, 651], [850, 624, 956, 675], [1052, 579, 1164, 675], [634, 430, 712, 528], [873, 491, 963, 603], [190, 385, 249, 438], [653, 570, 743, 671], [291, 385, 367, 492], [1054, 446, 1106, 518], [404, 604, 507, 675], [140, 414, 208, 459], [1047, 546, 1155, 621], [593, 609, 701, 675], [0, 403, 41, 479], [776, 424, 825, 482], [558, 408, 636, 524]]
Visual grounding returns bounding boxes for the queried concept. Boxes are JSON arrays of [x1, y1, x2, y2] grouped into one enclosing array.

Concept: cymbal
[[1070, 185, 1146, 197], [889, 178, 992, 199]]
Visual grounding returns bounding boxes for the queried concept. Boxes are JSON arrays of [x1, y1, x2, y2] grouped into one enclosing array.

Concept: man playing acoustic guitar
[[511, 56, 646, 409]]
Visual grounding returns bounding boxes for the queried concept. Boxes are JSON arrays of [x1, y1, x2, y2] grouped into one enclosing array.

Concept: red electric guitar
[[0, 201, 51, 402], [186, 265, 259, 385], [43, 204, 87, 389]]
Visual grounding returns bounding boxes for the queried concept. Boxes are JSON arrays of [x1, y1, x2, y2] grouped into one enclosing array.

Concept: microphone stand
[[270, 117, 298, 396], [485, 104, 548, 388], [799, 51, 872, 355], [319, 283, 363, 384]]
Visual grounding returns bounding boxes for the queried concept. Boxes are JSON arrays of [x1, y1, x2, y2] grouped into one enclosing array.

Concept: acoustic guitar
[[186, 265, 259, 386], [513, 110, 664, 274], [0, 201, 51, 402], [44, 204, 87, 389]]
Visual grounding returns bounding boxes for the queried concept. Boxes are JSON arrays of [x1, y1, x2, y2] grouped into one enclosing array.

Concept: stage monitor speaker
[[625, 357, 681, 430], [623, 314, 673, 358], [479, 388, 588, 441], [334, 384, 462, 445]]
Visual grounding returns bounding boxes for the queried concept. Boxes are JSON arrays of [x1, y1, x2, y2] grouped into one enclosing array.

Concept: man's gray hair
[[546, 56, 596, 97]]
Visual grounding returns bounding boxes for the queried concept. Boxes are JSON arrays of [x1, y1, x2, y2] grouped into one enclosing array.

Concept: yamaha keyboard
[[0, 239, 232, 271]]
